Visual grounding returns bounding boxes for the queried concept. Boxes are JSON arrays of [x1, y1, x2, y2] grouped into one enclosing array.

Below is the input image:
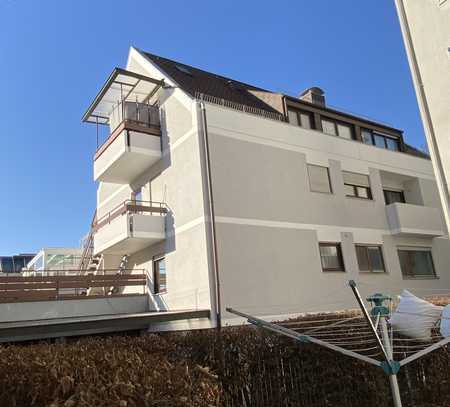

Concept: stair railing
[[79, 210, 97, 273]]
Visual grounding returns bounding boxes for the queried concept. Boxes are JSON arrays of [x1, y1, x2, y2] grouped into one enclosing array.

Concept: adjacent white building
[[81, 47, 450, 331], [26, 247, 82, 272], [394, 0, 450, 232]]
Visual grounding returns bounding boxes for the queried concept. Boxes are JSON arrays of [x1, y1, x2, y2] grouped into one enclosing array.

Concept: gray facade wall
[[204, 103, 450, 323]]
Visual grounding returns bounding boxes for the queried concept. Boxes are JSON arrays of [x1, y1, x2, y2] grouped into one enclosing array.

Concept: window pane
[[320, 246, 339, 269], [374, 134, 387, 149], [322, 119, 336, 136], [362, 129, 373, 145], [356, 246, 370, 272], [154, 257, 167, 293], [368, 247, 385, 272], [337, 123, 353, 139], [288, 110, 299, 126], [398, 250, 435, 277], [344, 184, 356, 197], [308, 164, 332, 193], [386, 138, 399, 151], [300, 113, 312, 129], [356, 186, 370, 199], [319, 244, 344, 271]]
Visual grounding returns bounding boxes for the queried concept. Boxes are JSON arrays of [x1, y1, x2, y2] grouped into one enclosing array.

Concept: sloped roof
[[143, 51, 284, 114], [142, 50, 429, 160]]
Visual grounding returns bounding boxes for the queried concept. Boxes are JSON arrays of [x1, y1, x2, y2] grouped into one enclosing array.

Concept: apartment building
[[82, 47, 450, 330], [395, 0, 450, 232]]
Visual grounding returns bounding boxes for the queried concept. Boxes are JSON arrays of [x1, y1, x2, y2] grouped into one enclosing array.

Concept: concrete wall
[[204, 103, 450, 323], [0, 295, 149, 323]]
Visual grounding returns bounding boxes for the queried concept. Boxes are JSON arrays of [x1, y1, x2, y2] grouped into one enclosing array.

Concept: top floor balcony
[[82, 68, 165, 183]]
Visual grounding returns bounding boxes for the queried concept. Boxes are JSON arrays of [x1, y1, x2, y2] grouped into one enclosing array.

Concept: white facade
[[85, 47, 450, 331], [395, 0, 450, 232]]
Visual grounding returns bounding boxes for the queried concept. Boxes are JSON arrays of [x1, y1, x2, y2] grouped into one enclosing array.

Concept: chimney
[[299, 87, 325, 107]]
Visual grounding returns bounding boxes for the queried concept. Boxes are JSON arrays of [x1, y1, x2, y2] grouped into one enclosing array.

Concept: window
[[307, 164, 332, 194], [337, 123, 353, 140], [356, 245, 385, 273], [288, 108, 313, 129], [319, 243, 345, 272], [153, 256, 167, 293], [383, 189, 405, 205], [343, 172, 372, 199], [398, 248, 436, 278], [322, 119, 337, 136], [0, 258, 13, 273], [321, 118, 353, 140], [361, 129, 400, 151]]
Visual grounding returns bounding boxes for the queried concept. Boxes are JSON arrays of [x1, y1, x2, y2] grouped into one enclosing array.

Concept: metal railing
[[79, 210, 97, 272], [109, 101, 160, 134], [94, 200, 167, 232], [0, 269, 147, 303], [195, 92, 286, 122], [94, 101, 161, 155]]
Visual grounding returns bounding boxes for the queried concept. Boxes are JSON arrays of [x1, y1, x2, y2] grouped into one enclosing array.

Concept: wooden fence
[[0, 272, 146, 303]]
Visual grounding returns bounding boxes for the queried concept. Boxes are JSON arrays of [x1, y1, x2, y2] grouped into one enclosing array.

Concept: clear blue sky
[[0, 0, 425, 255]]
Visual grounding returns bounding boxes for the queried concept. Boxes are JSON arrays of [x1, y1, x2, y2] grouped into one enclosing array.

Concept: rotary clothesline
[[227, 280, 450, 407]]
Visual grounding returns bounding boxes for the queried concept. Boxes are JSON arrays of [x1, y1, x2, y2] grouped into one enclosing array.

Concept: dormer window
[[362, 128, 400, 151], [288, 108, 314, 129], [321, 118, 353, 140]]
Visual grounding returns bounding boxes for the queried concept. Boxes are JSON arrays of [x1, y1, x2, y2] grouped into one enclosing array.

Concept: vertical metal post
[[350, 282, 403, 407], [380, 317, 402, 407], [96, 116, 99, 148]]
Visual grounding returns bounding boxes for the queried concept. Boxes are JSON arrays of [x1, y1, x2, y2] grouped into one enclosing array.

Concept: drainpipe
[[198, 101, 222, 330]]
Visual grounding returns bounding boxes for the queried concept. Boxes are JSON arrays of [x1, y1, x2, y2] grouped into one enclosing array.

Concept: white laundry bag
[[440, 305, 450, 338], [389, 290, 443, 341]]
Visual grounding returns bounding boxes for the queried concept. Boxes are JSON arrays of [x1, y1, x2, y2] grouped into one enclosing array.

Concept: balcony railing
[[95, 102, 161, 161], [386, 202, 445, 237], [109, 101, 160, 134], [94, 200, 167, 232]]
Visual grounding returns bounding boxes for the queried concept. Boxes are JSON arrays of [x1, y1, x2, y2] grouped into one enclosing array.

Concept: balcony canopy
[[82, 68, 165, 125]]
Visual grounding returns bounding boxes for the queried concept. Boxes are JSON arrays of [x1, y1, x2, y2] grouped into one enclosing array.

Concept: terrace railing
[[195, 92, 286, 122], [0, 269, 147, 303], [93, 200, 167, 232]]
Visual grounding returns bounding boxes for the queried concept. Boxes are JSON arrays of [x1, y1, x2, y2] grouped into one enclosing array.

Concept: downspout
[[394, 0, 450, 235], [198, 101, 222, 330]]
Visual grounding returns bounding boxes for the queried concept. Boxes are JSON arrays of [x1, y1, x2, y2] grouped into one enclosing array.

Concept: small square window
[[356, 245, 385, 273], [307, 164, 332, 194], [300, 112, 313, 129], [319, 243, 345, 272], [322, 119, 337, 136], [337, 123, 353, 140], [386, 138, 399, 151]]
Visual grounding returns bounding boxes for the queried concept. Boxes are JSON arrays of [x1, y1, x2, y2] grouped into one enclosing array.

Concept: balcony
[[93, 200, 167, 255], [386, 203, 445, 237], [82, 68, 165, 183], [93, 102, 162, 183]]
